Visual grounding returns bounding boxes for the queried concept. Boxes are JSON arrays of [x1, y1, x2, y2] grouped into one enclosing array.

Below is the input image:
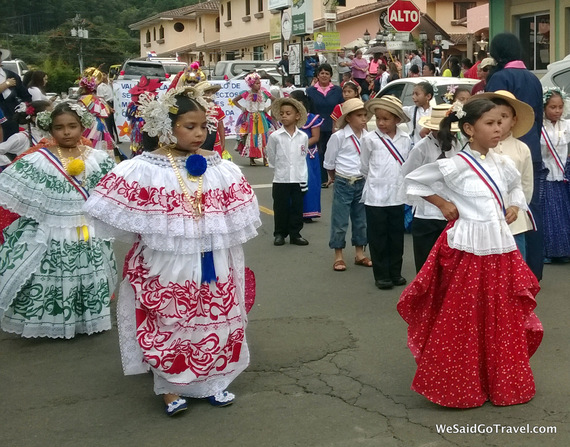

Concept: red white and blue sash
[[349, 135, 361, 154], [376, 132, 405, 165], [541, 125, 567, 180], [457, 150, 506, 215], [37, 148, 90, 200]]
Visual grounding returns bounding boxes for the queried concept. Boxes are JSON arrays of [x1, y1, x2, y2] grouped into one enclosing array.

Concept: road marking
[[259, 205, 274, 215], [251, 184, 273, 189]]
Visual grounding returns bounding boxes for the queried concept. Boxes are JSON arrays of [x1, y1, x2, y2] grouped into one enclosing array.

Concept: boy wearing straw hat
[[324, 98, 372, 272], [361, 95, 412, 289], [267, 97, 310, 246], [402, 103, 463, 272], [482, 90, 535, 259]]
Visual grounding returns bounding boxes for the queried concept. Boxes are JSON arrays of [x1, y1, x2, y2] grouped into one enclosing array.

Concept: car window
[[124, 63, 165, 78], [380, 83, 406, 103], [162, 64, 187, 75], [214, 62, 228, 76], [552, 69, 570, 92]]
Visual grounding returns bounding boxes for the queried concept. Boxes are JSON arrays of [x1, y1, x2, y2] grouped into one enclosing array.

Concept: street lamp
[[477, 34, 488, 52], [376, 29, 383, 45], [71, 14, 88, 74], [435, 33, 442, 45], [363, 29, 371, 47]]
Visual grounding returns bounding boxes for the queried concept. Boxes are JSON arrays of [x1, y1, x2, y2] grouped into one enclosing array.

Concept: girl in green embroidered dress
[[0, 103, 118, 339]]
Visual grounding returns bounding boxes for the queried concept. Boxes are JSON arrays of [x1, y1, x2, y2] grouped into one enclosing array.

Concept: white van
[[211, 60, 279, 80]]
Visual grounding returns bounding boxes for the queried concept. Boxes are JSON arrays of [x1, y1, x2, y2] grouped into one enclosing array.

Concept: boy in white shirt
[[362, 96, 412, 289], [267, 97, 310, 246], [324, 98, 372, 271], [483, 90, 535, 260]]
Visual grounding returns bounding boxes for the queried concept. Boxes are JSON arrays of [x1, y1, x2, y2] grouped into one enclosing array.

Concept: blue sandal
[[165, 398, 188, 416], [206, 390, 235, 407]]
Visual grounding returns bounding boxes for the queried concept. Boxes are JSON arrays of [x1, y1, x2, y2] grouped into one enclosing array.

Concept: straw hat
[[475, 90, 534, 137], [365, 95, 410, 123], [0, 49, 11, 62], [271, 97, 308, 128], [336, 98, 372, 129], [418, 104, 459, 132], [194, 81, 222, 95]]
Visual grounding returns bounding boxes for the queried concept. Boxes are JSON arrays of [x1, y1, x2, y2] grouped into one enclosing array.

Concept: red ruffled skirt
[[397, 225, 543, 408]]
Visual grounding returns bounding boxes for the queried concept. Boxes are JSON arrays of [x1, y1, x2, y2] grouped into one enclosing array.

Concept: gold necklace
[[166, 148, 204, 218], [56, 145, 90, 184]]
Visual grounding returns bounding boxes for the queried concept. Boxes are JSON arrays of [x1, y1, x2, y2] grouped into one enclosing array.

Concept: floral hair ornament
[[79, 76, 96, 93], [449, 100, 466, 120], [15, 102, 36, 120], [542, 86, 570, 113], [35, 101, 95, 131], [245, 72, 261, 88], [140, 85, 217, 145], [443, 84, 458, 104]]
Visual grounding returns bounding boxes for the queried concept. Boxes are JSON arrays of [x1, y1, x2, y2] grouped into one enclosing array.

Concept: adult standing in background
[[306, 63, 344, 187], [350, 50, 369, 91], [471, 57, 495, 95], [277, 51, 290, 77], [27, 71, 50, 101], [0, 50, 31, 140], [485, 32, 545, 281], [337, 50, 352, 84]]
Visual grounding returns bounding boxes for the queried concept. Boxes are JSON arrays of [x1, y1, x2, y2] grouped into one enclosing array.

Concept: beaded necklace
[[56, 145, 91, 184], [166, 147, 204, 218]]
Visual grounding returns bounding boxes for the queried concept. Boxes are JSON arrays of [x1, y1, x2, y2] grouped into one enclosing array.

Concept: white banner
[[112, 79, 270, 142]]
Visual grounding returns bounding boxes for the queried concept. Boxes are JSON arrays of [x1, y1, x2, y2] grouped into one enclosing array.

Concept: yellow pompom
[[67, 158, 86, 176]]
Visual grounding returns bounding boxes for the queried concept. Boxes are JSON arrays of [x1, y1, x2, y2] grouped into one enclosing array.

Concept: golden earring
[[469, 135, 473, 143]]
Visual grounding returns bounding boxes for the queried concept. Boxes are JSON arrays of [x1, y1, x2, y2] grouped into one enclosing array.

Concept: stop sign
[[387, 0, 421, 32]]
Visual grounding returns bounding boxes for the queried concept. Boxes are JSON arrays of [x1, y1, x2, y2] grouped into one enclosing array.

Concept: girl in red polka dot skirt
[[398, 97, 543, 408]]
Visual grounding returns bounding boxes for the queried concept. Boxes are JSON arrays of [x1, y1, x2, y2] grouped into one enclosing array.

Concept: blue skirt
[[542, 180, 570, 258], [303, 151, 321, 218]]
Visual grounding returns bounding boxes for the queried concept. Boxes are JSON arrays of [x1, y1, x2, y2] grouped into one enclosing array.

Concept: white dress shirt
[[266, 127, 309, 184], [491, 134, 534, 234], [360, 127, 411, 206], [401, 133, 461, 219], [324, 125, 368, 177], [403, 105, 432, 145]]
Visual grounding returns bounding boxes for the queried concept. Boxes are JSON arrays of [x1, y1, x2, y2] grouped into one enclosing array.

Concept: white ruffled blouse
[[541, 118, 570, 181], [401, 133, 461, 219], [404, 146, 528, 255], [83, 152, 261, 285]]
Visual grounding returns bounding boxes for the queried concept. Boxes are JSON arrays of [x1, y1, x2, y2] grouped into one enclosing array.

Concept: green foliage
[[41, 59, 77, 95], [0, 0, 198, 88]]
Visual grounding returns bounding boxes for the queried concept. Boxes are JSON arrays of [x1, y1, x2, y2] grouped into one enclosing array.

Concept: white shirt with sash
[[324, 125, 368, 178], [541, 118, 570, 182], [360, 127, 411, 206], [405, 146, 527, 255]]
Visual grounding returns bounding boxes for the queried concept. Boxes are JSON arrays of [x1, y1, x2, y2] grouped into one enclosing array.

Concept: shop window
[[519, 13, 550, 70], [453, 2, 476, 20], [253, 45, 264, 61]]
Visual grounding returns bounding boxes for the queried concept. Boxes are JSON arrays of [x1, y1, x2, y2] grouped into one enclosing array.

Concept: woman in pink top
[[350, 50, 369, 91]]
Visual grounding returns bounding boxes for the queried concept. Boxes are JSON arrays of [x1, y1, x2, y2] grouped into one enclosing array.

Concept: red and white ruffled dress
[[399, 147, 543, 408], [83, 152, 261, 397]]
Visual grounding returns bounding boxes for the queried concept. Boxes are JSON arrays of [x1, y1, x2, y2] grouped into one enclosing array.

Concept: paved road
[[1, 149, 568, 447]]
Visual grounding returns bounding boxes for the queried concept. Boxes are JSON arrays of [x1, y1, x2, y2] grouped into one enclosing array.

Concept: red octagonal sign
[[388, 0, 421, 33]]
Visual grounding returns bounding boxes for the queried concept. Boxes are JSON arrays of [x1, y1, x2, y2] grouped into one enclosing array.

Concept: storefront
[[490, 0, 570, 70]]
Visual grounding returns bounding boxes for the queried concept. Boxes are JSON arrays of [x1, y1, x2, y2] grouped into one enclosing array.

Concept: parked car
[[211, 60, 279, 80], [539, 54, 570, 91], [160, 61, 188, 77], [1, 59, 29, 78], [377, 77, 479, 107], [231, 68, 282, 82], [117, 60, 168, 80]]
